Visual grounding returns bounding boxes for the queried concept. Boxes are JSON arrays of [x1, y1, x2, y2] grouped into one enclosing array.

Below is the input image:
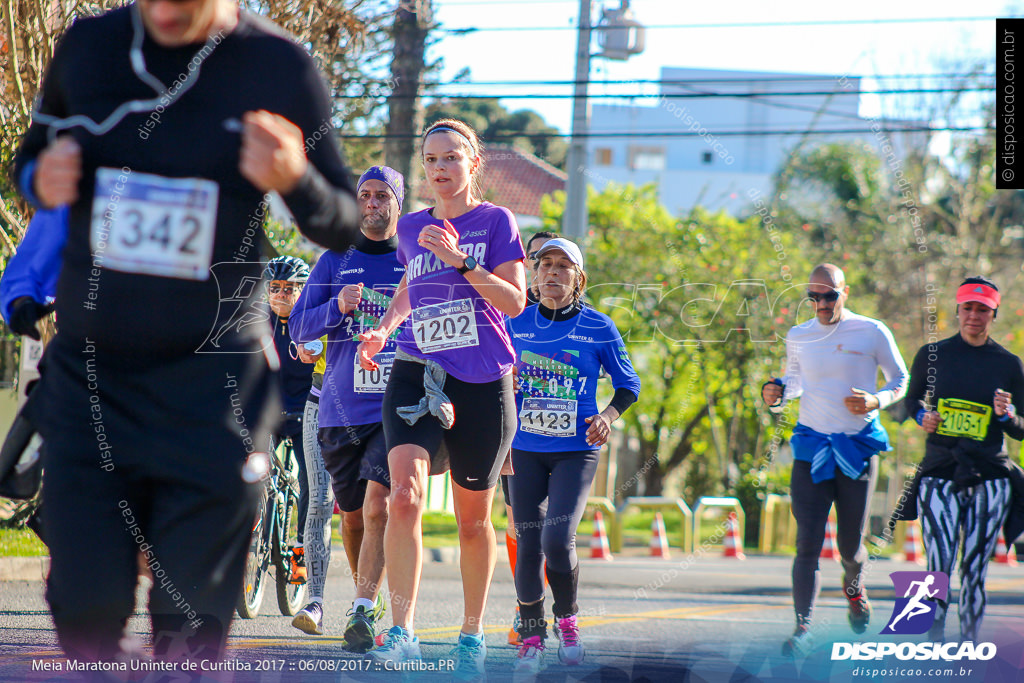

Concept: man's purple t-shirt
[[396, 202, 525, 383]]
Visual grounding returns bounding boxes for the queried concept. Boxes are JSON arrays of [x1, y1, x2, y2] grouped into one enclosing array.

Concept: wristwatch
[[457, 255, 478, 275]]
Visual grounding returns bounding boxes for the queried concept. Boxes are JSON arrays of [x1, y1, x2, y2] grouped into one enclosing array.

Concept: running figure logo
[[881, 571, 949, 635]]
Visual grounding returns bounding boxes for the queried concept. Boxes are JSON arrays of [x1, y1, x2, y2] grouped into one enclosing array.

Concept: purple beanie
[[357, 165, 405, 210]]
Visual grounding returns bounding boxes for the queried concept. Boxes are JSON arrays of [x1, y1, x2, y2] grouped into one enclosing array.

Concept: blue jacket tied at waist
[[791, 418, 891, 483]]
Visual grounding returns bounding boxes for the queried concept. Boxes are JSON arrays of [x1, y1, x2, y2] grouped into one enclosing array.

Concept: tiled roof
[[416, 144, 566, 218]]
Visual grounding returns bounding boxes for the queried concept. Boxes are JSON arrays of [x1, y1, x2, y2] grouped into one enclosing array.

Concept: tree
[[424, 98, 567, 168], [385, 0, 433, 212]]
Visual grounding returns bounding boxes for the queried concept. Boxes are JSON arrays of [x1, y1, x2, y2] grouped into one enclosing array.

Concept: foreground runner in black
[[899, 276, 1024, 641], [761, 263, 908, 656], [506, 238, 640, 677], [13, 0, 359, 670]]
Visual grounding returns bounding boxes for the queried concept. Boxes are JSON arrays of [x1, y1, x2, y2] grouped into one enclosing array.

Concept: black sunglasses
[[806, 289, 842, 303]]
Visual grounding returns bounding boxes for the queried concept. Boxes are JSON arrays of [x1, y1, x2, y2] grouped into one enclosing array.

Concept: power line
[[337, 125, 991, 140], [379, 86, 994, 100], [420, 73, 995, 87], [441, 16, 1003, 33]]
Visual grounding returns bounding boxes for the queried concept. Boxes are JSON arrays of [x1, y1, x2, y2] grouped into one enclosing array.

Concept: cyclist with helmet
[[265, 255, 315, 584]]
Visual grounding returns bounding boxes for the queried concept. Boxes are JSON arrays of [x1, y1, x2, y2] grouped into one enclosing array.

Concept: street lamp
[[562, 0, 645, 240]]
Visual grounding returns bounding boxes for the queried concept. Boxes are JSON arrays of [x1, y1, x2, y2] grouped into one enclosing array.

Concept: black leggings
[[790, 457, 878, 622], [508, 449, 599, 606]]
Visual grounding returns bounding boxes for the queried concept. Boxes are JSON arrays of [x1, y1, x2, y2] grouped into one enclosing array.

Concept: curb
[[0, 556, 49, 581], [0, 546, 466, 582]]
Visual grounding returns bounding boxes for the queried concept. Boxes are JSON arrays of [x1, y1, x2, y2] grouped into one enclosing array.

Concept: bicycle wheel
[[274, 445, 306, 615], [237, 484, 272, 619], [274, 491, 307, 615]]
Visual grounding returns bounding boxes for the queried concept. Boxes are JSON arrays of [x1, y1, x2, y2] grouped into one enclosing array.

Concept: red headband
[[956, 283, 1000, 309]]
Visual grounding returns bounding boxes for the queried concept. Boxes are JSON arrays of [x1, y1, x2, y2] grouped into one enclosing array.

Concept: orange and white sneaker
[[508, 606, 522, 646]]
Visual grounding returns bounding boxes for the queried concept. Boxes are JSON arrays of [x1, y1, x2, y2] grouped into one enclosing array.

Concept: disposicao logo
[[831, 570, 997, 663], [881, 571, 948, 635]]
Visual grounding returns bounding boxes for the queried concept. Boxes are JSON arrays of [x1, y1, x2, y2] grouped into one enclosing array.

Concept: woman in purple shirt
[[358, 118, 526, 677]]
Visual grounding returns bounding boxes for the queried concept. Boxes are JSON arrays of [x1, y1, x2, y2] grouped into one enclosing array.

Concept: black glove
[[8, 297, 52, 340]]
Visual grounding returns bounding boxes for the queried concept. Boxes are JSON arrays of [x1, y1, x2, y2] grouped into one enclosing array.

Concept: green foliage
[[732, 453, 791, 546], [541, 183, 813, 502]]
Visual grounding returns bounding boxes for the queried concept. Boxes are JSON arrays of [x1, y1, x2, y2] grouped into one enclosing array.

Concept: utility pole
[[562, 1, 645, 239], [385, 1, 432, 214], [562, 0, 592, 240]]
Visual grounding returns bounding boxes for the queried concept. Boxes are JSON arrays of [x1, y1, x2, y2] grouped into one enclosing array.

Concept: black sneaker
[[343, 606, 376, 653], [847, 591, 871, 634], [292, 602, 323, 635]]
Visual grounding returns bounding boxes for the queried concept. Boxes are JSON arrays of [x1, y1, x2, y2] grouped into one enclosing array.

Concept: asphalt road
[[2, 552, 1024, 682]]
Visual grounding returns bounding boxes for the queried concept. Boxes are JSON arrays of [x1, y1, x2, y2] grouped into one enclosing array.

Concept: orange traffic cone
[[590, 510, 613, 561], [903, 520, 926, 565], [820, 513, 840, 562], [649, 512, 670, 559], [723, 511, 746, 560], [994, 530, 1018, 566]]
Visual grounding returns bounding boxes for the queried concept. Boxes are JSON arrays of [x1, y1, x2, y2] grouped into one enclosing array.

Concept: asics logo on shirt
[[407, 243, 486, 280]]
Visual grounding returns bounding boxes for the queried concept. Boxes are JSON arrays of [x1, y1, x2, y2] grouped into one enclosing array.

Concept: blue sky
[[427, 0, 1016, 132]]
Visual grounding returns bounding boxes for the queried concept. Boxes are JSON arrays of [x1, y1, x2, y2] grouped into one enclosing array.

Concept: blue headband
[[357, 165, 405, 210]]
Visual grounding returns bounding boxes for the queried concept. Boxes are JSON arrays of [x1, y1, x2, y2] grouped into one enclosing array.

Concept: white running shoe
[[554, 615, 584, 665], [512, 635, 545, 680]]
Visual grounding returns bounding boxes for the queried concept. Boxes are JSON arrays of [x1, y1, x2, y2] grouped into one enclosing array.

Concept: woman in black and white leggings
[[506, 238, 640, 675], [901, 276, 1024, 641]]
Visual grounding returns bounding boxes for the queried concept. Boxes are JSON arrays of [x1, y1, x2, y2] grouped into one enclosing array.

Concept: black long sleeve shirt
[[13, 7, 359, 362], [904, 333, 1024, 481]]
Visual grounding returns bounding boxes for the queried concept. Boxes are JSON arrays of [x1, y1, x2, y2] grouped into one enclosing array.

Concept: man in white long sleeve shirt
[[761, 264, 909, 657]]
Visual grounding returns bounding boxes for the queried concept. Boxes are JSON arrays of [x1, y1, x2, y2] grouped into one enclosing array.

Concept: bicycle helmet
[[264, 255, 310, 283]]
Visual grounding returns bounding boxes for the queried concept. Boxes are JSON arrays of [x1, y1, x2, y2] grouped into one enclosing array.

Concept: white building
[[585, 67, 928, 215]]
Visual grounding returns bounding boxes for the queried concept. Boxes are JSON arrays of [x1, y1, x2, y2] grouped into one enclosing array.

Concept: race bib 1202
[[411, 298, 479, 353]]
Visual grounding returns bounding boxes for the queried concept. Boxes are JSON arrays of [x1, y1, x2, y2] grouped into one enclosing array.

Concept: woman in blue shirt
[[506, 238, 640, 675]]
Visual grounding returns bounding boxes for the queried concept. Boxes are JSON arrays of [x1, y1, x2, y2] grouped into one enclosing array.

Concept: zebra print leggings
[[918, 476, 1012, 641]]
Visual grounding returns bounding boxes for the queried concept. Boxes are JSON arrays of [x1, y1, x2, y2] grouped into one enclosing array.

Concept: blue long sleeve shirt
[[290, 236, 405, 428], [507, 303, 640, 452], [0, 207, 68, 321]]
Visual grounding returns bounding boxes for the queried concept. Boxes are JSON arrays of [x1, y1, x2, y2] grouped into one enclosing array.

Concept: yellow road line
[[227, 604, 789, 652]]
